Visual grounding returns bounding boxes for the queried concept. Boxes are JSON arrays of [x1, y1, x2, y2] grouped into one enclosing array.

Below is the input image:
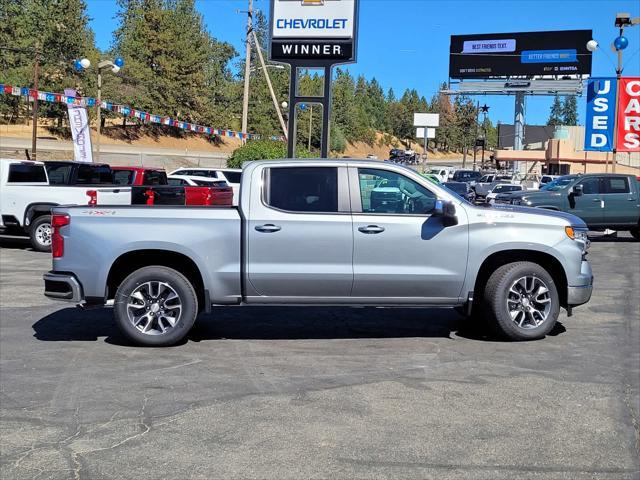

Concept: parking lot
[[0, 234, 638, 480]]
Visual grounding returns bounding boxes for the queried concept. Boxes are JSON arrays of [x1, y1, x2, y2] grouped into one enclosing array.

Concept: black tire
[[630, 227, 640, 241], [114, 266, 198, 347], [482, 261, 560, 341], [29, 215, 52, 252]]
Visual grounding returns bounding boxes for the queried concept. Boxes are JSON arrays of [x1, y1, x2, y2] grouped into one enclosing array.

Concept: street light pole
[[96, 69, 102, 162], [75, 57, 123, 163]]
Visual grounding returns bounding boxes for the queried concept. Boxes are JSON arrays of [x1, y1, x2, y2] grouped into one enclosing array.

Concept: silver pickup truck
[[44, 159, 593, 346]]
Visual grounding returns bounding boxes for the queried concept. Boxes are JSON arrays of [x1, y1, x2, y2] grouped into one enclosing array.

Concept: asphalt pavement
[[0, 234, 638, 479]]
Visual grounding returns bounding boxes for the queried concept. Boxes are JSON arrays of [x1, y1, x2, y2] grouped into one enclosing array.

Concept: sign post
[[413, 114, 439, 171], [270, 0, 359, 158]]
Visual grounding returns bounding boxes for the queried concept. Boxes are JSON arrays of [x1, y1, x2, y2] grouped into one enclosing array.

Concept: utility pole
[[251, 29, 288, 138], [30, 43, 40, 161], [241, 0, 253, 138]]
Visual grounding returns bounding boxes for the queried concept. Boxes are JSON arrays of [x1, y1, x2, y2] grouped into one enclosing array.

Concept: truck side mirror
[[434, 199, 457, 219], [572, 185, 583, 197]]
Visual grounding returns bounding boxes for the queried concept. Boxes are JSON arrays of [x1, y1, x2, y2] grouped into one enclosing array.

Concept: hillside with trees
[[0, 0, 498, 156]]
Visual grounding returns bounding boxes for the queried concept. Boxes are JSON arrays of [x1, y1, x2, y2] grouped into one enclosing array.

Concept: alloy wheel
[[506, 276, 552, 329], [126, 281, 182, 335]]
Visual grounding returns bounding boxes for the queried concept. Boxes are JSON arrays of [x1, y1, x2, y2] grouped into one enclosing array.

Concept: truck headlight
[[565, 226, 590, 252]]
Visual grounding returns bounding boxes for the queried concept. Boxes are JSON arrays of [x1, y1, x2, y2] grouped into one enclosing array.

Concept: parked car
[[113, 167, 232, 206], [166, 175, 234, 206], [44, 159, 593, 346], [427, 166, 456, 183], [485, 184, 524, 204], [451, 169, 482, 183], [0, 159, 130, 251], [497, 174, 640, 238], [473, 174, 514, 199], [442, 181, 476, 203], [540, 175, 560, 187], [169, 168, 241, 204]]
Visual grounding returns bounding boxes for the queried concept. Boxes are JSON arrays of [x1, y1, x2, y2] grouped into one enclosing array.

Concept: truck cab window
[[113, 170, 134, 185], [267, 167, 338, 213], [7, 164, 47, 183], [358, 168, 436, 214], [577, 177, 601, 195], [76, 165, 114, 184], [606, 177, 629, 194], [45, 164, 73, 185], [143, 171, 167, 185]]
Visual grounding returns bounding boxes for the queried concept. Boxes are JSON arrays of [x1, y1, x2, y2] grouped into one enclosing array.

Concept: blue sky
[[86, 0, 640, 127]]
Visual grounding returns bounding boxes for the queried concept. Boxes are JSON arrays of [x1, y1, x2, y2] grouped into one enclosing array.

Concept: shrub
[[227, 140, 312, 168]]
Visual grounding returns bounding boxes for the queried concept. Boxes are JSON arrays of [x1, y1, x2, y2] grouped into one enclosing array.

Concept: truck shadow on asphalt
[[31, 306, 566, 346]]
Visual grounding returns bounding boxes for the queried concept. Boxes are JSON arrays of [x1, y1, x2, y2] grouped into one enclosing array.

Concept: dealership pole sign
[[585, 77, 640, 152], [270, 0, 359, 158], [270, 0, 357, 64]]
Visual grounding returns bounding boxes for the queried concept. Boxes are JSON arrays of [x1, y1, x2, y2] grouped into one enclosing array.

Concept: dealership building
[[494, 124, 640, 176]]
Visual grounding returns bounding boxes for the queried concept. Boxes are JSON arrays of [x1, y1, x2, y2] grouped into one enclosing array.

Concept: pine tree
[[561, 96, 578, 126], [547, 95, 563, 126], [0, 0, 97, 123]]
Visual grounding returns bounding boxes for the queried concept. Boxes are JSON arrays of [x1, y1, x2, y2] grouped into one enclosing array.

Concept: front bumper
[[567, 284, 593, 306], [43, 272, 84, 303], [567, 260, 594, 306]]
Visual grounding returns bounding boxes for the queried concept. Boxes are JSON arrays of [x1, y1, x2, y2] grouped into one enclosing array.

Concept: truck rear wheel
[[114, 266, 198, 347], [29, 215, 52, 252], [482, 261, 559, 341]]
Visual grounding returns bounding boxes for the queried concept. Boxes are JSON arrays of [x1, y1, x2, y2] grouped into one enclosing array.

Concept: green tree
[[112, 0, 236, 129], [547, 95, 563, 126], [0, 0, 97, 123], [561, 95, 578, 126]]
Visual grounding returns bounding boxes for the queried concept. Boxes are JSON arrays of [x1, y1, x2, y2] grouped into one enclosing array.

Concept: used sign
[[584, 78, 617, 151]]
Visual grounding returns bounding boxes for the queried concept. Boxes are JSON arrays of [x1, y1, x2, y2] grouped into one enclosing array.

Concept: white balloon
[[586, 40, 598, 52], [79, 58, 91, 69]]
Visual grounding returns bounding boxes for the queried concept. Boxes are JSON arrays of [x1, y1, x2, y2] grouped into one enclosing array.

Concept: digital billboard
[[449, 30, 592, 79]]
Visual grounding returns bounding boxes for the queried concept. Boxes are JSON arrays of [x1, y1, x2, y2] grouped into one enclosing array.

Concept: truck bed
[[53, 205, 242, 305]]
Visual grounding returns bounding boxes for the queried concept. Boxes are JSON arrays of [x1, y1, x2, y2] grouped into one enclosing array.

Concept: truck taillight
[[51, 214, 70, 258], [86, 190, 97, 206]]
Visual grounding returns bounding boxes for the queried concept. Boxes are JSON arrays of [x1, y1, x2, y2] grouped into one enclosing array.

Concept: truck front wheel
[[482, 261, 560, 341], [114, 266, 198, 347], [29, 215, 52, 252]]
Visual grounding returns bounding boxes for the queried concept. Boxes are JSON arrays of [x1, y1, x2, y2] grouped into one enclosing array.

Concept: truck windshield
[[540, 176, 576, 191]]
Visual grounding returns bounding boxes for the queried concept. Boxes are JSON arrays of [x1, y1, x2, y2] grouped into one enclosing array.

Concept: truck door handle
[[592, 198, 601, 202], [255, 224, 281, 233], [358, 225, 385, 234]]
